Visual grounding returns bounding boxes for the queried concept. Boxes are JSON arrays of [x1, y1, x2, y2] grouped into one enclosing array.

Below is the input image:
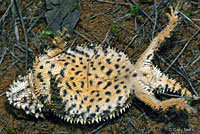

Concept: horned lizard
[[6, 4, 198, 124]]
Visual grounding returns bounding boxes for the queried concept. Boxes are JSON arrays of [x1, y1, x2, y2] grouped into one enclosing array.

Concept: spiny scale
[[6, 4, 198, 125], [60, 103, 131, 124]]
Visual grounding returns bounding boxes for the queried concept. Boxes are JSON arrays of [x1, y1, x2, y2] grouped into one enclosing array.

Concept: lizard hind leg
[[135, 88, 197, 114], [135, 4, 181, 69]]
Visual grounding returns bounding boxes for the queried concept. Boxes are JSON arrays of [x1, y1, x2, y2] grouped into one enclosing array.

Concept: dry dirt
[[0, 0, 199, 134]]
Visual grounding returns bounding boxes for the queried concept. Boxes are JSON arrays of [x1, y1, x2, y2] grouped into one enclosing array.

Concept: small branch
[[128, 119, 138, 131], [128, 2, 162, 58], [90, 8, 111, 19], [158, 55, 198, 96], [177, 61, 198, 96], [102, 27, 111, 45], [180, 11, 200, 30], [0, 47, 8, 64], [152, 1, 158, 39], [74, 30, 92, 43], [0, 58, 20, 79], [14, 44, 34, 59], [0, 92, 6, 97], [27, 10, 45, 34], [0, 120, 6, 133], [11, 1, 20, 43], [69, 35, 78, 48], [124, 35, 138, 52], [190, 55, 200, 66], [96, 0, 129, 5], [77, 24, 103, 43], [6, 58, 20, 70], [0, 0, 14, 23], [164, 29, 200, 72], [14, 0, 28, 72], [130, 0, 162, 30], [88, 121, 109, 134]]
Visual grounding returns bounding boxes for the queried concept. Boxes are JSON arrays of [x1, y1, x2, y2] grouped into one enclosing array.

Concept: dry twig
[[74, 29, 92, 43], [0, 0, 14, 23], [96, 0, 129, 5], [130, 0, 161, 30], [165, 30, 200, 72], [14, 0, 28, 71]]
